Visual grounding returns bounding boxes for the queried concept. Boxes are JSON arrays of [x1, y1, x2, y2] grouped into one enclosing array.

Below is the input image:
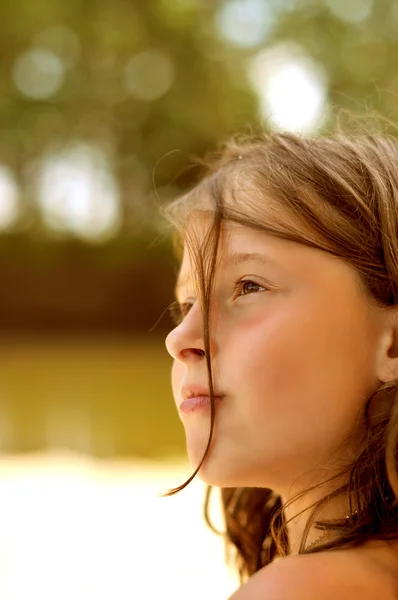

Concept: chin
[[187, 450, 259, 488]]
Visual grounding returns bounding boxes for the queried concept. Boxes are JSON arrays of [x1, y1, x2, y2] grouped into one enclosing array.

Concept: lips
[[181, 385, 224, 401], [179, 385, 224, 414]]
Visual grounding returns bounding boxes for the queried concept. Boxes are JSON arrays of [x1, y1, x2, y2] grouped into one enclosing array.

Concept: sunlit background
[[0, 0, 397, 597]]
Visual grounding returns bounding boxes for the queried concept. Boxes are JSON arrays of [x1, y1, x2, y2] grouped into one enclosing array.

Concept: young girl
[[162, 131, 398, 598]]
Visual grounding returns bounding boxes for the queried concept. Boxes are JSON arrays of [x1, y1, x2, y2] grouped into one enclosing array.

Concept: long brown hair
[[160, 131, 398, 583]]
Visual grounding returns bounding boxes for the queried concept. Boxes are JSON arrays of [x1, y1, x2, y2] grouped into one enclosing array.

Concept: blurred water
[[0, 451, 239, 600], [0, 337, 183, 458]]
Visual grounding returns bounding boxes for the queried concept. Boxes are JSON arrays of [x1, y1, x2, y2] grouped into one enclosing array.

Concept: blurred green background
[[1, 0, 398, 458]]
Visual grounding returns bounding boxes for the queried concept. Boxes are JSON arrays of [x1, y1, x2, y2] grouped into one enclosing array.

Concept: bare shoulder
[[228, 548, 398, 600]]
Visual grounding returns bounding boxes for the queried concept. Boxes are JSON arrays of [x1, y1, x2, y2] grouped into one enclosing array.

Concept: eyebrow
[[174, 251, 284, 296], [228, 251, 284, 269]]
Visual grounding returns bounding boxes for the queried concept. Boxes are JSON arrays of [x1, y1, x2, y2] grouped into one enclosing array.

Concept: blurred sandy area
[[0, 450, 239, 600]]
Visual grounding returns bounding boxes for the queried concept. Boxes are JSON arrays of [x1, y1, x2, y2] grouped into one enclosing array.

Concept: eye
[[168, 301, 194, 326], [233, 279, 266, 297]]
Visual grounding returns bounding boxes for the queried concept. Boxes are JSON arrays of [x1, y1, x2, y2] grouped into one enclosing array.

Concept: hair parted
[[160, 129, 398, 583]]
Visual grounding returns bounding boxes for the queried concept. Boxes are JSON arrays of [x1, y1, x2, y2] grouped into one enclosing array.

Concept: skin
[[165, 214, 398, 557]]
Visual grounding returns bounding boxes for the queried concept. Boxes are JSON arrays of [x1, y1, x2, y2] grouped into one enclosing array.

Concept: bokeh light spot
[[123, 50, 175, 101], [12, 48, 66, 100], [325, 0, 373, 24], [36, 143, 121, 241], [0, 167, 20, 230], [248, 44, 327, 133], [215, 0, 275, 47]]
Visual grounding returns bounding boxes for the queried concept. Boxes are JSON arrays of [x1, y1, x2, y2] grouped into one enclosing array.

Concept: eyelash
[[168, 279, 266, 327], [232, 278, 265, 297]]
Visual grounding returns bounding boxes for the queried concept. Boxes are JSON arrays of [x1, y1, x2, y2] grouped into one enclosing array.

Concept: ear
[[375, 312, 398, 384]]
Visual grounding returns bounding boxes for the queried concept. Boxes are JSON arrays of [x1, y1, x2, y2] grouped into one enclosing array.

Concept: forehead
[[181, 213, 291, 260], [176, 218, 290, 289]]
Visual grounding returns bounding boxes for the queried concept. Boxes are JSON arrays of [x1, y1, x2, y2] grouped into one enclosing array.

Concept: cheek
[[227, 303, 376, 429]]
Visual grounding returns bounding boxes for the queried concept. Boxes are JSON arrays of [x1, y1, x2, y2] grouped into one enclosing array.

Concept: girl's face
[[165, 217, 387, 493]]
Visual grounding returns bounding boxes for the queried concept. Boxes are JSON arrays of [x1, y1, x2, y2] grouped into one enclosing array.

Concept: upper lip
[[181, 385, 224, 401]]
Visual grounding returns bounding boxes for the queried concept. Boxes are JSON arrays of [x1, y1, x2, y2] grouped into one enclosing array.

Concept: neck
[[280, 478, 356, 555]]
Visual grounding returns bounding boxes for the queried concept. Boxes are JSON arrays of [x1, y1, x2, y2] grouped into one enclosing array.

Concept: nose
[[165, 302, 207, 363]]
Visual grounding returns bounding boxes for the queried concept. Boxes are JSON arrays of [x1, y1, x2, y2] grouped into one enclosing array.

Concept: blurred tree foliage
[[1, 0, 398, 243], [0, 0, 257, 242]]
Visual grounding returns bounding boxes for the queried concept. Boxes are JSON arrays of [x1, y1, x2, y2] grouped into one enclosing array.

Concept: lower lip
[[179, 395, 222, 414]]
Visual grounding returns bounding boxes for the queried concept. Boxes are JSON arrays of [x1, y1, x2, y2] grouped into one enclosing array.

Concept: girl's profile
[[161, 131, 398, 598]]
